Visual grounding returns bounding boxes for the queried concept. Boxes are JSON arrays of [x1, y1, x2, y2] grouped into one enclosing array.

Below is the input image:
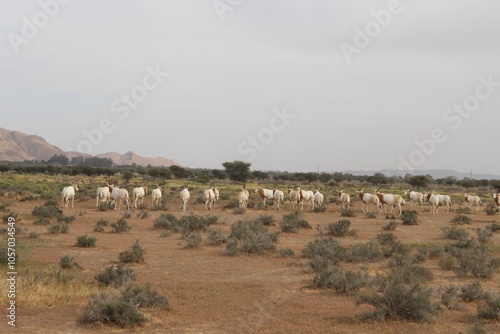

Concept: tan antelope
[[404, 189, 424, 207], [255, 184, 274, 207], [287, 186, 300, 211], [374, 185, 406, 216], [180, 184, 190, 212], [151, 186, 162, 208], [272, 184, 284, 210], [238, 184, 249, 211], [297, 185, 315, 211], [492, 190, 499, 214], [132, 186, 148, 208], [356, 185, 381, 214], [338, 188, 351, 210], [464, 192, 481, 211], [423, 190, 440, 215], [203, 184, 216, 210]]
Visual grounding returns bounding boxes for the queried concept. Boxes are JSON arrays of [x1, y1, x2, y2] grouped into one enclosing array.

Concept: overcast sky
[[1, 1, 499, 175]]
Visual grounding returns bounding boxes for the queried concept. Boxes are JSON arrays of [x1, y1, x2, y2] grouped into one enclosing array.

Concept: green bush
[[460, 280, 484, 302], [207, 228, 225, 246], [440, 285, 461, 310], [484, 203, 498, 216], [365, 211, 376, 219], [119, 241, 145, 263], [183, 233, 202, 249], [60, 255, 78, 269], [111, 217, 132, 233], [450, 214, 472, 225], [28, 231, 40, 238], [95, 263, 135, 287], [382, 221, 398, 231], [79, 291, 147, 327], [441, 225, 469, 242], [279, 248, 295, 257], [122, 283, 170, 309], [153, 213, 178, 230], [346, 241, 383, 263], [32, 205, 63, 219], [340, 209, 356, 217], [400, 210, 419, 225], [313, 267, 370, 294], [477, 293, 500, 320], [279, 212, 311, 233], [76, 234, 97, 248], [225, 219, 277, 255], [324, 220, 357, 237], [302, 238, 346, 271], [94, 219, 109, 232], [254, 214, 276, 226]]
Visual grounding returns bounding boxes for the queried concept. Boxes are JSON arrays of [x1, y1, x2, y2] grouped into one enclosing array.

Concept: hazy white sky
[[1, 1, 499, 174]]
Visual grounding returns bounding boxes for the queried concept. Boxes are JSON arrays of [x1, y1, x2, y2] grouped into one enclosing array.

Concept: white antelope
[[424, 191, 440, 215], [96, 186, 110, 207], [356, 185, 381, 214], [436, 192, 452, 212], [213, 186, 220, 208], [203, 185, 216, 211], [492, 190, 499, 214], [61, 183, 78, 209], [287, 187, 300, 211], [272, 185, 284, 210], [109, 185, 130, 210], [374, 185, 406, 216], [238, 185, 249, 210], [338, 189, 351, 210], [464, 193, 481, 211], [255, 184, 274, 207], [314, 189, 324, 207], [404, 189, 424, 207], [132, 186, 148, 209], [180, 185, 190, 212], [151, 187, 162, 208], [298, 186, 315, 211]]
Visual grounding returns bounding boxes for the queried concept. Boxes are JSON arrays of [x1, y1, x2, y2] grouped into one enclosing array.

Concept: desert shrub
[[225, 219, 277, 255], [223, 199, 240, 209], [313, 267, 370, 294], [279, 248, 295, 257], [76, 234, 97, 248], [177, 214, 218, 236], [475, 228, 493, 244], [255, 214, 276, 226], [324, 220, 357, 237], [60, 255, 78, 269], [440, 285, 461, 310], [302, 238, 346, 271], [400, 210, 419, 225], [477, 293, 500, 320], [438, 255, 458, 270], [111, 218, 132, 233], [441, 225, 469, 241], [232, 207, 246, 214], [2, 211, 22, 223], [450, 214, 472, 225], [95, 263, 135, 287], [279, 212, 311, 233], [119, 241, 145, 263], [376, 232, 397, 245], [183, 233, 202, 249], [486, 222, 500, 232], [94, 219, 109, 232], [313, 206, 326, 213], [346, 241, 383, 263], [59, 222, 69, 233], [357, 271, 439, 322], [58, 215, 76, 224], [428, 245, 445, 258], [122, 283, 170, 309], [34, 217, 50, 225], [340, 209, 356, 217], [387, 265, 434, 285], [122, 212, 132, 219], [153, 213, 178, 230], [453, 246, 495, 278], [456, 207, 471, 214], [365, 211, 376, 219], [28, 231, 40, 238], [460, 280, 484, 302], [97, 202, 110, 211], [136, 210, 150, 219], [79, 291, 147, 327], [483, 204, 497, 216], [48, 224, 60, 234], [382, 221, 398, 231], [32, 205, 62, 219], [207, 228, 225, 246], [413, 244, 429, 263]]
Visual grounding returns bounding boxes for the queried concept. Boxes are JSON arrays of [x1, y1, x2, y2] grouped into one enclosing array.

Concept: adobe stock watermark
[[7, 0, 72, 54], [398, 74, 499, 174], [339, 0, 406, 64], [237, 106, 296, 163], [212, 0, 244, 21], [65, 65, 168, 154]]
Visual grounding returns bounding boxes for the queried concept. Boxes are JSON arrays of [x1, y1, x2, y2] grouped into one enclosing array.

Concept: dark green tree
[[408, 175, 430, 189], [222, 161, 251, 183]]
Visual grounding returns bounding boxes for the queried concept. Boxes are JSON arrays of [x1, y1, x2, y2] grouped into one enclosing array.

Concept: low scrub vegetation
[[119, 241, 145, 263], [323, 220, 357, 237], [225, 218, 278, 255], [279, 212, 311, 233]]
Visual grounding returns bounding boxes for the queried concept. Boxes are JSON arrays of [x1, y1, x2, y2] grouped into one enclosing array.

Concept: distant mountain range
[[0, 128, 178, 167], [342, 169, 500, 181]]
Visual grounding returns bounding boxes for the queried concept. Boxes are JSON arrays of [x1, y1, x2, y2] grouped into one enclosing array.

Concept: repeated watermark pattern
[[212, 0, 244, 21], [7, 0, 72, 54], [398, 74, 499, 174], [237, 106, 296, 163], [65, 65, 168, 154]]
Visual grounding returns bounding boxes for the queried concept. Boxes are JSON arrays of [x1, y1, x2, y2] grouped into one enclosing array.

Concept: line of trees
[[1, 159, 499, 190]]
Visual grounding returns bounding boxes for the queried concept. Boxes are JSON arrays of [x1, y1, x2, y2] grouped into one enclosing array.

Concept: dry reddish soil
[[2, 192, 500, 334]]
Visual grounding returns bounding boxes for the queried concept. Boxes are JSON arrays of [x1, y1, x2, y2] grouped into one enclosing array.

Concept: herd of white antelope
[[60, 182, 500, 216]]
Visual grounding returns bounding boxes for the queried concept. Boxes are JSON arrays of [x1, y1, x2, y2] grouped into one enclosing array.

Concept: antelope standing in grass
[[492, 190, 499, 214], [96, 186, 110, 207], [356, 185, 380, 214], [255, 184, 274, 207], [287, 186, 300, 211], [374, 185, 406, 216], [424, 191, 440, 215], [132, 186, 148, 209], [297, 186, 315, 211], [109, 185, 130, 210], [464, 193, 481, 211], [180, 185, 190, 212], [405, 189, 424, 207], [203, 184, 216, 211], [313, 185, 324, 207], [151, 187, 162, 208], [272, 184, 284, 210], [436, 192, 452, 212], [338, 189, 351, 210], [61, 183, 78, 209], [238, 185, 249, 211], [213, 185, 220, 208]]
